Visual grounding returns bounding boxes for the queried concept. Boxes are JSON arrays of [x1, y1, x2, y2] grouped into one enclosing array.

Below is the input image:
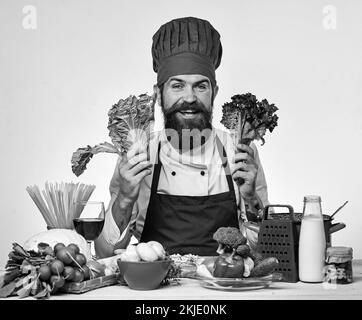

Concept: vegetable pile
[[0, 242, 104, 299], [220, 93, 279, 145], [71, 93, 156, 176], [212, 227, 279, 278]]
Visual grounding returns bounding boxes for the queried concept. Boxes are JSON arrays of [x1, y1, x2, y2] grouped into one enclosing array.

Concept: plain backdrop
[[1, 0, 361, 269]]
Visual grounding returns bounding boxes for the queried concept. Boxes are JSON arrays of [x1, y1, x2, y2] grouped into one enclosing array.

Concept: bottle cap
[[303, 195, 322, 202]]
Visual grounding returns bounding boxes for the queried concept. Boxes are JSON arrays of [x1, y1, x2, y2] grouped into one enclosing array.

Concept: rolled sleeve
[[101, 195, 122, 245]]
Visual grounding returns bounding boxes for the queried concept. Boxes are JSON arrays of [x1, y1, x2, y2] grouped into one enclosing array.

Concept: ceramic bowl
[[117, 259, 171, 290]]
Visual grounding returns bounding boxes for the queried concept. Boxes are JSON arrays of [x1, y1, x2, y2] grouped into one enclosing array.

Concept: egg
[[136, 242, 159, 262], [147, 241, 166, 260], [126, 244, 138, 254], [120, 250, 141, 262]]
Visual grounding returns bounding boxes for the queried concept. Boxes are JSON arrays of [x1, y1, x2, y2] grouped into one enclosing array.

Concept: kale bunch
[[220, 93, 279, 145]]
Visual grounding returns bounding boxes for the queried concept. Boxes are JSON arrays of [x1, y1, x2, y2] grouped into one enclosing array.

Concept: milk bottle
[[298, 195, 326, 282]]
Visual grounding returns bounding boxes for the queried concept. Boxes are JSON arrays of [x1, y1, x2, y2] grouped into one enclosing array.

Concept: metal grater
[[256, 205, 299, 282]]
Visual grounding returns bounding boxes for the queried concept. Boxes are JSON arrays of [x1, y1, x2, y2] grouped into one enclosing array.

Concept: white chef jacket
[[100, 127, 269, 247]]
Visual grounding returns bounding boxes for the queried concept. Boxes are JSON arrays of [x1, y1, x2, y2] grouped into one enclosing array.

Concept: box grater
[[256, 204, 299, 282]]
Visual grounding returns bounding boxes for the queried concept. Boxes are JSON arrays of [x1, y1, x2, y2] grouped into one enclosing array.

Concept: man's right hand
[[111, 143, 153, 206]]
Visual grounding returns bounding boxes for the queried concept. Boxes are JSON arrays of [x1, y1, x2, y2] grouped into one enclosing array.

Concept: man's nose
[[182, 86, 197, 103]]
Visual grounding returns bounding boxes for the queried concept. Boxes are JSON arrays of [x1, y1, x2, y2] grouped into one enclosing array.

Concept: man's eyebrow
[[168, 78, 210, 85], [194, 79, 210, 86], [169, 77, 185, 83]]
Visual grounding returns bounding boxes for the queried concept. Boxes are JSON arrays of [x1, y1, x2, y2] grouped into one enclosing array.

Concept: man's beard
[[161, 99, 213, 150]]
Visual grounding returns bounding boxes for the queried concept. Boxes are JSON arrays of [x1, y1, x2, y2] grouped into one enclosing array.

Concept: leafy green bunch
[[71, 93, 156, 176], [221, 93, 279, 145]]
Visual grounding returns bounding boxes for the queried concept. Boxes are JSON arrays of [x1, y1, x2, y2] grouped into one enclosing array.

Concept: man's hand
[[232, 143, 258, 199], [111, 143, 152, 207]]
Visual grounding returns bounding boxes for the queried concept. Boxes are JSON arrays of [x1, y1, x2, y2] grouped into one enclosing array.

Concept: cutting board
[[60, 273, 120, 294]]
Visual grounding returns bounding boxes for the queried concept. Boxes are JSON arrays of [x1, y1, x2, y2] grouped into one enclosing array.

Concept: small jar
[[323, 246, 353, 284]]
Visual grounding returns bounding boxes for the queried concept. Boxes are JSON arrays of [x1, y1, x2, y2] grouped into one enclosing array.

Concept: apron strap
[[150, 142, 162, 196], [215, 135, 235, 195]]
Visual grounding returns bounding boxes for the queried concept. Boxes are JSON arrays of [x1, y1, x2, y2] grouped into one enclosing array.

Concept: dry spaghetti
[[26, 182, 96, 229]]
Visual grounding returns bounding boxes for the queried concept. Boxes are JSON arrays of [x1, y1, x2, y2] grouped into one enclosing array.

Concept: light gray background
[[1, 0, 361, 269]]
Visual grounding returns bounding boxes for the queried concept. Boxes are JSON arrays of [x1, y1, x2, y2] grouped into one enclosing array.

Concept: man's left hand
[[232, 143, 258, 199]]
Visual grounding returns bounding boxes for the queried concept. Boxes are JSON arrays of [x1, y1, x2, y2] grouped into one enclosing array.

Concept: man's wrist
[[113, 191, 135, 209], [111, 194, 134, 230], [117, 196, 135, 210], [240, 189, 258, 201], [242, 192, 263, 221]]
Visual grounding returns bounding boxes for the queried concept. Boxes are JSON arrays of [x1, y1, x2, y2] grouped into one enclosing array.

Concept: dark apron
[[140, 135, 239, 256]]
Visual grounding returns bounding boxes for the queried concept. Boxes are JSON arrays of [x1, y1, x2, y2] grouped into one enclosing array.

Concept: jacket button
[[171, 171, 176, 176], [200, 171, 205, 176]]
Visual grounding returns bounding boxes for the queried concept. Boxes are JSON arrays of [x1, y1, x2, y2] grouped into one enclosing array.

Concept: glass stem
[[87, 241, 94, 260]]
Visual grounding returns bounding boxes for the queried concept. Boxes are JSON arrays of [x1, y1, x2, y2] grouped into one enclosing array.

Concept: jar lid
[[303, 195, 322, 202], [326, 246, 353, 259]]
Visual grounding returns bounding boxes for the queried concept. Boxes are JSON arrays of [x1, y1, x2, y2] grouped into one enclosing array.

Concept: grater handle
[[262, 204, 295, 221]]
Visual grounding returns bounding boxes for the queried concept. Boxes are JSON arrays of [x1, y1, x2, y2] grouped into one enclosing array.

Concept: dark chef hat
[[152, 17, 222, 87]]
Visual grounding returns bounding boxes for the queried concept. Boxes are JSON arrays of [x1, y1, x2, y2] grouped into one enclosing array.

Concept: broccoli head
[[213, 227, 247, 255]]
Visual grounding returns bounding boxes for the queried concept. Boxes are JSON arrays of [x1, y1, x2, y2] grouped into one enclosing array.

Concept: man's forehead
[[166, 74, 211, 84]]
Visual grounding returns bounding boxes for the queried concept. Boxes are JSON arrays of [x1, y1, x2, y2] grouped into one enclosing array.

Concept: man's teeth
[[180, 110, 198, 114]]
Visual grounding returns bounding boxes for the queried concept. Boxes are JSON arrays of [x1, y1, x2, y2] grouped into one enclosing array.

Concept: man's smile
[[177, 109, 201, 119]]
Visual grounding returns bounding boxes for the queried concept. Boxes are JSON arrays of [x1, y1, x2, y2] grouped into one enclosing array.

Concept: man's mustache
[[163, 101, 209, 116]]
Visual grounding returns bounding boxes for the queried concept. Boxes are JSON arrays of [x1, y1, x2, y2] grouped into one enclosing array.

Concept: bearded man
[[95, 17, 269, 257]]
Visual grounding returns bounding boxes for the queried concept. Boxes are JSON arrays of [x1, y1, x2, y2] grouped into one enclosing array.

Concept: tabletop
[[5, 259, 360, 300]]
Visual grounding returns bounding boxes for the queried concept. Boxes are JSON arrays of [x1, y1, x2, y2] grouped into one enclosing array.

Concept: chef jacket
[[100, 127, 269, 247]]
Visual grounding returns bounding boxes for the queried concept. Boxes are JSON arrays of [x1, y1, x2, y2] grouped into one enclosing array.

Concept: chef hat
[[152, 16, 223, 87]]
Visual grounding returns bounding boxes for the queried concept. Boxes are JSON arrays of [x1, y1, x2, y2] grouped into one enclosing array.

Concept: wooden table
[[6, 259, 360, 300]]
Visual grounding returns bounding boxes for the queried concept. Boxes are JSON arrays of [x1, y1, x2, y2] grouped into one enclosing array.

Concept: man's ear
[[213, 85, 219, 100], [153, 84, 161, 105]]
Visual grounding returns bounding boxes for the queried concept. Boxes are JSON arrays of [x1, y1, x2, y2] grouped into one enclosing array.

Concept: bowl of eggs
[[117, 241, 171, 290]]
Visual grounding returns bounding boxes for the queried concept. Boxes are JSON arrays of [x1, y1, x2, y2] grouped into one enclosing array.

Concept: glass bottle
[[298, 195, 326, 282]]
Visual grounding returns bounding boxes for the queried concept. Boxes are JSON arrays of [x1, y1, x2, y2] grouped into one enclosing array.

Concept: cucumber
[[249, 257, 279, 277], [248, 250, 264, 266]]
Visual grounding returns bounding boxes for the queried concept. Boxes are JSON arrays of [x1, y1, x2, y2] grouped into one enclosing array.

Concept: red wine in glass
[[73, 218, 105, 241], [73, 201, 105, 259]]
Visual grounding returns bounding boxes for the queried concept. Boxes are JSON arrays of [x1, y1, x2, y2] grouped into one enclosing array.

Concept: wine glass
[[73, 201, 105, 259]]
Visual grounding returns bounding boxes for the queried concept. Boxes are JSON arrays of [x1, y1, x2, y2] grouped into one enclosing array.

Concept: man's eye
[[172, 83, 184, 89], [197, 84, 208, 90]]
